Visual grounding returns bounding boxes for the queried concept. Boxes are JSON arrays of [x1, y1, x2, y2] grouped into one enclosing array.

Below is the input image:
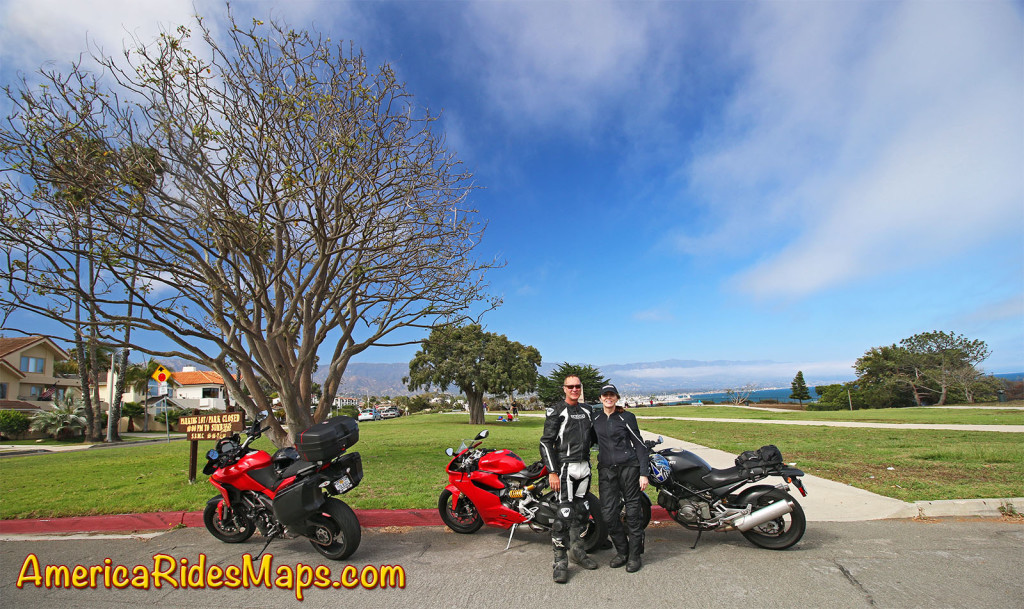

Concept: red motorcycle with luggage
[[202, 413, 363, 559], [439, 429, 607, 550]]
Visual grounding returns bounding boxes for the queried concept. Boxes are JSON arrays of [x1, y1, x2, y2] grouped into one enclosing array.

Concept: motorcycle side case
[[273, 478, 326, 528], [296, 416, 359, 462], [323, 451, 364, 492]]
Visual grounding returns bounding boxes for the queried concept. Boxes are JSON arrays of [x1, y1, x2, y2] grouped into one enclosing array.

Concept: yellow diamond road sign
[[152, 365, 172, 384]]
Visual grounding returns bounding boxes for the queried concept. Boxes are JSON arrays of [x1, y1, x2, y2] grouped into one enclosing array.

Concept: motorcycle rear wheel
[[618, 492, 653, 529], [203, 497, 256, 543], [740, 489, 805, 550], [438, 489, 484, 534], [581, 492, 609, 552], [308, 497, 362, 560]]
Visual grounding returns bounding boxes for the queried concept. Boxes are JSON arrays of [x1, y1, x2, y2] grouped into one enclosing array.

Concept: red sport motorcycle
[[203, 414, 363, 560], [439, 429, 607, 550]]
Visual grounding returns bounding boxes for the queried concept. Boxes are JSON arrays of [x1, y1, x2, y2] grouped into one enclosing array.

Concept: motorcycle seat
[[522, 460, 547, 480], [702, 465, 760, 487]]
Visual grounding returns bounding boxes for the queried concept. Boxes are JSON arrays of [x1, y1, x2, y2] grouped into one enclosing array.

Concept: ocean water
[[686, 387, 819, 404]]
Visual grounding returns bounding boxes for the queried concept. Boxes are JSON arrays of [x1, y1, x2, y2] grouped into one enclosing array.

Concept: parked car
[[379, 406, 400, 419], [357, 408, 381, 422]]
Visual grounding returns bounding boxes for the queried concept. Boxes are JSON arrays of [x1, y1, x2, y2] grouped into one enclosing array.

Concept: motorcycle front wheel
[[740, 489, 806, 550], [203, 497, 256, 543], [438, 489, 484, 534], [308, 497, 362, 560]]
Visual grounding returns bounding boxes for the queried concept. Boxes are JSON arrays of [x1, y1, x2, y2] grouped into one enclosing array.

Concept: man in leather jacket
[[539, 375, 598, 583]]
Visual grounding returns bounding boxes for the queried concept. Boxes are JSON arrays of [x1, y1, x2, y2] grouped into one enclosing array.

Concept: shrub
[[0, 410, 31, 439], [155, 408, 187, 427]]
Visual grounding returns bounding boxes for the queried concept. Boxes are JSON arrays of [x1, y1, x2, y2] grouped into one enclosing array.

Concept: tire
[[581, 492, 609, 552], [740, 489, 805, 550], [203, 497, 256, 543], [438, 489, 484, 534], [619, 492, 653, 529], [308, 497, 362, 560]]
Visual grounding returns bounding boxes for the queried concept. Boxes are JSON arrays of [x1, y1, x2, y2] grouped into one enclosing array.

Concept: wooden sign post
[[178, 412, 245, 483]]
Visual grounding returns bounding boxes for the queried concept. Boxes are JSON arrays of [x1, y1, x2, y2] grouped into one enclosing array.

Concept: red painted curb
[[0, 508, 446, 535], [0, 507, 671, 535]]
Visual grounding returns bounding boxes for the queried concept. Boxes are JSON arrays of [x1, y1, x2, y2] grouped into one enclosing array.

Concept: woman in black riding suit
[[592, 383, 650, 573]]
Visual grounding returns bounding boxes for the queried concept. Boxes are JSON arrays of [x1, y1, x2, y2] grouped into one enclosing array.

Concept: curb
[[3, 500, 1020, 536], [0, 508, 447, 535]]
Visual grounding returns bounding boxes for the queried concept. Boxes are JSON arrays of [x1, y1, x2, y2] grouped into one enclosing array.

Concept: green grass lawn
[[0, 409, 1021, 519]]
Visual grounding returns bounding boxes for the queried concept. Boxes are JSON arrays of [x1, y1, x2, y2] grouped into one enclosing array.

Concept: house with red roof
[[0, 336, 79, 412], [172, 366, 235, 411]]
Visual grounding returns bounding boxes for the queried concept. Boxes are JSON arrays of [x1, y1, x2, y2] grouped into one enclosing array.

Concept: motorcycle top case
[[296, 416, 359, 462]]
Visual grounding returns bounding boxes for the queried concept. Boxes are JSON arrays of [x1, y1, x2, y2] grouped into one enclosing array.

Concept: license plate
[[331, 475, 353, 494]]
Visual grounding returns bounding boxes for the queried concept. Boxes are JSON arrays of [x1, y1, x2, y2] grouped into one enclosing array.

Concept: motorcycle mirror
[[206, 449, 219, 460], [446, 448, 454, 456], [476, 429, 489, 440], [657, 436, 664, 443], [258, 410, 269, 419]]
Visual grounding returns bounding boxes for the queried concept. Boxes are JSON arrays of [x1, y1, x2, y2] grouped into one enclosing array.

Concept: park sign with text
[[179, 412, 244, 441]]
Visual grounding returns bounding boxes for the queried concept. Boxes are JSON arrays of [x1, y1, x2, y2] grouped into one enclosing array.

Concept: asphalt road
[[2, 518, 1022, 609]]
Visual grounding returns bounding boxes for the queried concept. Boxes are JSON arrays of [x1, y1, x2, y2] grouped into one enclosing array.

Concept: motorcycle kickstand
[[254, 531, 280, 560], [504, 523, 519, 551], [690, 527, 703, 550]]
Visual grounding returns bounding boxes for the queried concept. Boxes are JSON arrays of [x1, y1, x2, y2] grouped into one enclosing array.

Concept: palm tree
[[30, 395, 87, 440]]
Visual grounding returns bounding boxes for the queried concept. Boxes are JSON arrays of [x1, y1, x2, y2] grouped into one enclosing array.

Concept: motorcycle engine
[[676, 500, 711, 524]]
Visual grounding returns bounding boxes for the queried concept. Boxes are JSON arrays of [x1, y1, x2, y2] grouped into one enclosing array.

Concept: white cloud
[[0, 0, 198, 70], [678, 1, 1024, 298], [461, 1, 670, 130], [0, 1, 346, 76]]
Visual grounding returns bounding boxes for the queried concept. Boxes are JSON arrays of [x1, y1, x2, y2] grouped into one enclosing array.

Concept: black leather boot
[[609, 535, 628, 568], [568, 524, 598, 570], [626, 536, 642, 572], [553, 547, 569, 583]]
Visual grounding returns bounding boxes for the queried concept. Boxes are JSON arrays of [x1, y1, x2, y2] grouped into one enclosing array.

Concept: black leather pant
[[599, 464, 644, 556]]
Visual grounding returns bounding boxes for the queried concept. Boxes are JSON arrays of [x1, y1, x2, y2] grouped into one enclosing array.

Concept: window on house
[[0, 383, 7, 399], [20, 356, 45, 373], [202, 387, 220, 399]]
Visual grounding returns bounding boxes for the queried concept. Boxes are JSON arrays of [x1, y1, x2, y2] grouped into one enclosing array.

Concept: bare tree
[[725, 383, 757, 406], [1, 13, 498, 446]]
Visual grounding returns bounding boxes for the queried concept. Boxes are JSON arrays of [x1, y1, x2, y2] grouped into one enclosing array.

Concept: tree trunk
[[75, 338, 96, 443], [106, 348, 128, 443], [467, 390, 485, 426]]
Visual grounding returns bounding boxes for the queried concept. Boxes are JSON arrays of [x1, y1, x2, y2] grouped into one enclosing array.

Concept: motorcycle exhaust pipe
[[733, 500, 794, 532]]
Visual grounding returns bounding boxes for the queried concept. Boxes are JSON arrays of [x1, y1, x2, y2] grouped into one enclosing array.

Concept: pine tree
[[790, 371, 812, 405]]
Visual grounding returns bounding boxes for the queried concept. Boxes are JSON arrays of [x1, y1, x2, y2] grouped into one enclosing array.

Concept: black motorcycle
[[645, 438, 808, 549]]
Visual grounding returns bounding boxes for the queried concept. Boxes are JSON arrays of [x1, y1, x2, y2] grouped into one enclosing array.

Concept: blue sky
[[2, 0, 1022, 382]]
